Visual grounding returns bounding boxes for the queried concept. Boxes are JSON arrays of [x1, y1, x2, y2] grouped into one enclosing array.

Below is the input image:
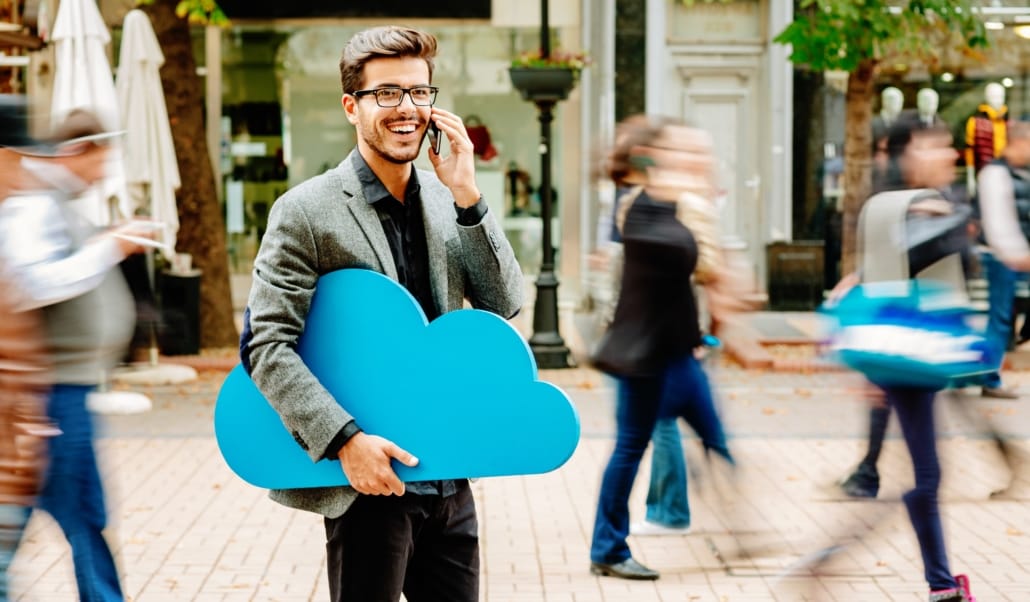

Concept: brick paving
[[10, 365, 1030, 601]]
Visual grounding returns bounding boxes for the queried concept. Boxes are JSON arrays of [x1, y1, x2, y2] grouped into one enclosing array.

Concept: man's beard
[[362, 122, 421, 165]]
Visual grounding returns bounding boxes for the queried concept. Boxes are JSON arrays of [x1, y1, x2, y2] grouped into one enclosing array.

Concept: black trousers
[[324, 480, 479, 602]]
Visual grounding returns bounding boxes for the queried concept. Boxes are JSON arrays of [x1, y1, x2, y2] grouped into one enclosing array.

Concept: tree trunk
[[840, 59, 877, 276], [143, 0, 238, 348]]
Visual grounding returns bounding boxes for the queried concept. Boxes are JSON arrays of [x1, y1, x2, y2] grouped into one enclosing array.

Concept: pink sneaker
[[929, 575, 974, 602], [955, 574, 975, 602]]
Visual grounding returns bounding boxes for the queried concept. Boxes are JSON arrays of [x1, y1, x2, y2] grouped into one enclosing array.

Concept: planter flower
[[508, 49, 591, 102]]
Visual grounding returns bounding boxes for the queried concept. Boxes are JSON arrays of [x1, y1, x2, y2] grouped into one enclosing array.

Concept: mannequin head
[[880, 87, 904, 121], [985, 82, 1006, 111], [916, 88, 939, 119]]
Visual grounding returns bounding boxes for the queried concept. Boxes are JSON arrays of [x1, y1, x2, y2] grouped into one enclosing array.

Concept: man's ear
[[341, 94, 359, 126]]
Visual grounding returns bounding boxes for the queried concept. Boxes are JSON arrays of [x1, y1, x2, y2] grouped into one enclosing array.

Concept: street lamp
[[508, 0, 573, 369]]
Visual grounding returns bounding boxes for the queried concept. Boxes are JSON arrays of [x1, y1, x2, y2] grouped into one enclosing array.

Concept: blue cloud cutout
[[215, 269, 581, 490]]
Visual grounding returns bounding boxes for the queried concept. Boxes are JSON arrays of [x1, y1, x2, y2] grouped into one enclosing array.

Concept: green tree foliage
[[774, 0, 987, 274], [137, 0, 229, 26]]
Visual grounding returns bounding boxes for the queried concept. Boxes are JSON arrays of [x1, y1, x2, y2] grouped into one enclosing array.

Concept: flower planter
[[508, 67, 577, 102]]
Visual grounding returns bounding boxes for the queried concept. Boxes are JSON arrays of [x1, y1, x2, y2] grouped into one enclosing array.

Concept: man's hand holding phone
[[426, 108, 480, 208]]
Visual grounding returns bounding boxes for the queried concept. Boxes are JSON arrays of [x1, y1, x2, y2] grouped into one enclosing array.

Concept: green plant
[[136, 0, 229, 26], [511, 49, 591, 72]]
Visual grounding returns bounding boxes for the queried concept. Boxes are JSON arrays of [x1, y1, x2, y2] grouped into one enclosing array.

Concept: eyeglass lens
[[374, 87, 436, 107]]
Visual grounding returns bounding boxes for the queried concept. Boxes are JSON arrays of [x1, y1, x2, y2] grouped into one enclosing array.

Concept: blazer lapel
[[420, 179, 452, 315], [336, 156, 398, 281]]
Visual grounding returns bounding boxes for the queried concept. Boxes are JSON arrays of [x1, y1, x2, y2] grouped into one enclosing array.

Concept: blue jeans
[[37, 385, 123, 602], [0, 505, 30, 601], [591, 355, 729, 563], [644, 419, 690, 528], [980, 250, 1016, 388], [884, 386, 957, 592]]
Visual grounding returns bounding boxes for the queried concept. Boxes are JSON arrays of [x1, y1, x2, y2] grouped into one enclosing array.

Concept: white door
[[667, 52, 765, 288]]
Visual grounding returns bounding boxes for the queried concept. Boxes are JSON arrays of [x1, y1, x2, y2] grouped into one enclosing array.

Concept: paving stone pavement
[[9, 366, 1030, 601]]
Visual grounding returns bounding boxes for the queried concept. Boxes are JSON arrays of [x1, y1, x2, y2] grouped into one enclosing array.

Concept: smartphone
[[428, 122, 442, 154]]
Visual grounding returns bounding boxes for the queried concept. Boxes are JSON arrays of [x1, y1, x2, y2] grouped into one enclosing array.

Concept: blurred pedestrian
[[0, 96, 60, 602], [839, 114, 973, 499], [0, 97, 155, 601], [589, 116, 735, 580], [827, 114, 976, 602], [977, 120, 1030, 378], [239, 26, 522, 601]]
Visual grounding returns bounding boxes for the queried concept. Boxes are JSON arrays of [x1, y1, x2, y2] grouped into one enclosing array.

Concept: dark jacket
[[593, 191, 702, 377]]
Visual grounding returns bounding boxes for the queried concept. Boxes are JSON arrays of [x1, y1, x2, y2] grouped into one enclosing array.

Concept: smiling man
[[239, 26, 523, 602]]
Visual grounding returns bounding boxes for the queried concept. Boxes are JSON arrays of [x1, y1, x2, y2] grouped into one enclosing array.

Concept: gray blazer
[[244, 150, 524, 518]]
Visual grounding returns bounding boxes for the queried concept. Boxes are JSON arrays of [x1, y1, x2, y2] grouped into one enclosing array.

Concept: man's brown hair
[[339, 26, 438, 95]]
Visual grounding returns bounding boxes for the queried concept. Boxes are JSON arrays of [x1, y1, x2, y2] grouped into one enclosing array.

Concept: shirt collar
[[350, 150, 421, 205]]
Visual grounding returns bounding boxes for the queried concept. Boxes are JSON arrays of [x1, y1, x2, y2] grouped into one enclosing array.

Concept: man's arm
[[978, 164, 1030, 271], [0, 196, 147, 311], [455, 205, 524, 318], [424, 108, 524, 317], [243, 196, 355, 463]]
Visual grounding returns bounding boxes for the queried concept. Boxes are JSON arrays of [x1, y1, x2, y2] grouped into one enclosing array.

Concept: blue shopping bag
[[820, 279, 995, 389]]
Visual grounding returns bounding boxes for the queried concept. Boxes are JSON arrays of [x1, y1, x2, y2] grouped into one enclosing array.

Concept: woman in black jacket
[[588, 116, 732, 581]]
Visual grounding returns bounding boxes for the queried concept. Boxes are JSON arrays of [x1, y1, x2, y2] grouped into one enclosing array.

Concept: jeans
[[37, 385, 123, 602], [884, 386, 957, 592], [0, 505, 29, 601], [644, 419, 690, 528], [857, 405, 891, 471], [591, 354, 729, 563], [657, 354, 732, 462], [980, 250, 1016, 388], [323, 481, 479, 601]]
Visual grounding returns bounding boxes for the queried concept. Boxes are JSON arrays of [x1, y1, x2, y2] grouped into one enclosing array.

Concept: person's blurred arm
[[0, 195, 132, 311], [978, 164, 1030, 271]]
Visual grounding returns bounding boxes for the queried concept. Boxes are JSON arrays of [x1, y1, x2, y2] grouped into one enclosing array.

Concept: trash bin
[[158, 269, 202, 355], [766, 241, 825, 310]]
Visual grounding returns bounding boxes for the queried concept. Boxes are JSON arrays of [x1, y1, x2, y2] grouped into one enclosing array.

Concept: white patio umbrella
[[49, 0, 131, 225], [115, 9, 181, 259], [100, 9, 197, 393]]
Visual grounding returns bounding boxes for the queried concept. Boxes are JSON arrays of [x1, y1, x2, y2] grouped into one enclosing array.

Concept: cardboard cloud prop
[[215, 269, 580, 490]]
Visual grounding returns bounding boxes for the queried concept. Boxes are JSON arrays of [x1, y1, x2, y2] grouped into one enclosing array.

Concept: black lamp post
[[508, 0, 572, 369]]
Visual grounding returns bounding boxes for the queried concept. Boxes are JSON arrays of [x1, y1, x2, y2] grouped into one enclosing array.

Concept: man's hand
[[426, 108, 480, 208], [337, 432, 419, 496]]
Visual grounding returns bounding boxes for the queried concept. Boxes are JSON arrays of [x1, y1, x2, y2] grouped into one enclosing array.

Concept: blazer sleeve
[[455, 205, 524, 318], [243, 195, 354, 463]]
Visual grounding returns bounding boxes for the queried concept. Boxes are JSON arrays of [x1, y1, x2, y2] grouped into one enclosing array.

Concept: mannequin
[[873, 87, 904, 141], [872, 87, 904, 180], [966, 82, 1010, 188], [916, 88, 942, 128]]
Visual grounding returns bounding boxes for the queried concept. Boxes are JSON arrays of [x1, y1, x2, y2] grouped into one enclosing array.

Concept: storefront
[[795, 2, 1030, 294], [192, 2, 588, 282]]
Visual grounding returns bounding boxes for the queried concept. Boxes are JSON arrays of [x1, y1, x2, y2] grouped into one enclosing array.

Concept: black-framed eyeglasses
[[351, 86, 439, 108]]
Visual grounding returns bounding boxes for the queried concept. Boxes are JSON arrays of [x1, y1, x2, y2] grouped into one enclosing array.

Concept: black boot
[[839, 463, 879, 498]]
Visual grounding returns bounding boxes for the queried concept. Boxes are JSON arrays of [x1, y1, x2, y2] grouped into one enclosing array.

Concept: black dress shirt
[[327, 152, 488, 497]]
